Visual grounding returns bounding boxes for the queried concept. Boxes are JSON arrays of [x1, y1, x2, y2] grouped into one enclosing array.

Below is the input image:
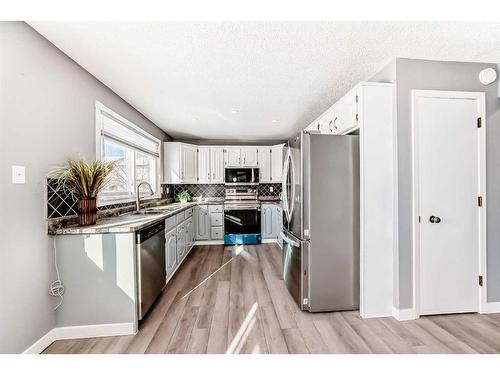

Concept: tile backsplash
[[47, 179, 144, 219], [47, 179, 282, 220], [162, 183, 282, 199]]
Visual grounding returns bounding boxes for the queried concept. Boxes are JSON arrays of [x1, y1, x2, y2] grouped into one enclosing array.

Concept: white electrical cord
[[49, 237, 65, 310]]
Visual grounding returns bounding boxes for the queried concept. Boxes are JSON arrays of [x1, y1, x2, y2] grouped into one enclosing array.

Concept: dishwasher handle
[[137, 221, 166, 243]]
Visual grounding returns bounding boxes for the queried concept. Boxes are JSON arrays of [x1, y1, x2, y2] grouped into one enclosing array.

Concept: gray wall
[[0, 22, 170, 353], [373, 58, 500, 309]]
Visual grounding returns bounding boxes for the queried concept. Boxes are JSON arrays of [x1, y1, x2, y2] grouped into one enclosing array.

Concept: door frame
[[411, 89, 487, 317]]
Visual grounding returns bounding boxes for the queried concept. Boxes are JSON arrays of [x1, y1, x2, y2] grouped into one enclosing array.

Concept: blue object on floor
[[224, 233, 262, 245]]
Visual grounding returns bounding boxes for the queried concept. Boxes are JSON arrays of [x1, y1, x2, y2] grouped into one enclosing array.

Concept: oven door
[[224, 206, 262, 244]]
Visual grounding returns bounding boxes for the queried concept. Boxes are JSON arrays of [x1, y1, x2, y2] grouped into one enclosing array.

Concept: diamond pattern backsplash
[[161, 183, 282, 199], [47, 178, 137, 219], [258, 183, 282, 197], [47, 179, 283, 219], [47, 178, 78, 219]]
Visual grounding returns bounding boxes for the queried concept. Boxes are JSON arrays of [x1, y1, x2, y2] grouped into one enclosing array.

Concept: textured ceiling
[[29, 22, 500, 140]]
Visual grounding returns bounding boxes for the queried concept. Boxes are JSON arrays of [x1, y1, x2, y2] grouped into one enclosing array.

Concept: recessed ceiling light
[[231, 109, 239, 114], [192, 117, 198, 121], [271, 119, 279, 123]]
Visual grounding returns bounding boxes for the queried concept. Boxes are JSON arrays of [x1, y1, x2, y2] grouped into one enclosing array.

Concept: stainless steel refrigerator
[[281, 131, 359, 312]]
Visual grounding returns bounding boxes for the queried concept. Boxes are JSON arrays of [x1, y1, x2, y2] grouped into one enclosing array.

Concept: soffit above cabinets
[[29, 22, 500, 140]]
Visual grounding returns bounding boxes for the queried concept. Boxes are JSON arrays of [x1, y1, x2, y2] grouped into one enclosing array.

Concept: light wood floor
[[43, 243, 500, 354]]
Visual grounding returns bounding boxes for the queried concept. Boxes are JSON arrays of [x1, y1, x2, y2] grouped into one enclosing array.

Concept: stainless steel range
[[224, 186, 261, 245]]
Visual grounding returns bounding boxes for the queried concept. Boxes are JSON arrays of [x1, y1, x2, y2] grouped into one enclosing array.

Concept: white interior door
[[413, 90, 484, 316]]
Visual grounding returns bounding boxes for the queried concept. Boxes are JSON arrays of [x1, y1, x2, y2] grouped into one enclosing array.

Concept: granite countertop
[[51, 197, 281, 235]]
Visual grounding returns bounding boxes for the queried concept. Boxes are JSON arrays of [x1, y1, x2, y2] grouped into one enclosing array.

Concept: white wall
[[0, 22, 170, 353], [372, 58, 500, 310]]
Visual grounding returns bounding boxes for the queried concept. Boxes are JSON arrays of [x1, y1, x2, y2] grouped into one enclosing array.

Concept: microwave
[[224, 168, 260, 185]]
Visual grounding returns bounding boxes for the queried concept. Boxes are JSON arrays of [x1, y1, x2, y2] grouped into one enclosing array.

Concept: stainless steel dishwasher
[[136, 220, 166, 320]]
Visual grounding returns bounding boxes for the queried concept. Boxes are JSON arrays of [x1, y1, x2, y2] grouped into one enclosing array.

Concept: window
[[96, 101, 161, 205]]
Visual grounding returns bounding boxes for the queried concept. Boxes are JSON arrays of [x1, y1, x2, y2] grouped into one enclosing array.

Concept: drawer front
[[210, 212, 223, 226], [165, 215, 177, 231], [209, 205, 223, 213], [176, 211, 185, 224], [211, 227, 223, 240], [185, 207, 193, 218]]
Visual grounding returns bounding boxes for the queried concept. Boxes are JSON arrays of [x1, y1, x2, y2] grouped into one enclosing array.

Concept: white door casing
[[412, 90, 486, 316]]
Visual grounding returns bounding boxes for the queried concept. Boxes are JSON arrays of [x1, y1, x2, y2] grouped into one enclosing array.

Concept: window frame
[[95, 101, 162, 206]]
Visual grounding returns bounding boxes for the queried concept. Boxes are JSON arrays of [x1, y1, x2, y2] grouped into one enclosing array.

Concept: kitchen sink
[[122, 208, 175, 216]]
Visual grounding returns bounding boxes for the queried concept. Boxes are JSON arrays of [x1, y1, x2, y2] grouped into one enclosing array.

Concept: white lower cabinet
[[261, 203, 281, 240], [185, 217, 194, 250], [176, 222, 186, 261], [209, 205, 224, 241], [193, 204, 225, 242], [211, 227, 223, 240], [165, 207, 196, 283], [194, 205, 210, 240], [165, 227, 177, 279], [262, 204, 274, 238]]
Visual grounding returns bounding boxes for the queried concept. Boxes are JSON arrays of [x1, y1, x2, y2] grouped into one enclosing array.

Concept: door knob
[[429, 215, 441, 223]]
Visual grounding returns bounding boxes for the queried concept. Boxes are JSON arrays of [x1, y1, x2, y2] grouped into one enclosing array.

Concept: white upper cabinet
[[334, 88, 358, 134], [224, 146, 258, 167], [210, 147, 224, 183], [224, 147, 241, 167], [241, 147, 258, 167], [197, 146, 211, 183], [163, 142, 198, 184], [181, 144, 198, 183], [271, 144, 284, 182], [257, 146, 271, 182], [304, 85, 359, 135], [167, 143, 283, 184]]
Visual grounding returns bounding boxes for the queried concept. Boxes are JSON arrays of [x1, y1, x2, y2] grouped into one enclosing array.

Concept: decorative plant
[[176, 190, 192, 203], [51, 159, 117, 226]]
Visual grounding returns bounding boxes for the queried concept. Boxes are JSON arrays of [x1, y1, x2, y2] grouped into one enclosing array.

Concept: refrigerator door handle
[[280, 231, 302, 247], [282, 148, 295, 223], [288, 150, 296, 221], [282, 148, 291, 222]]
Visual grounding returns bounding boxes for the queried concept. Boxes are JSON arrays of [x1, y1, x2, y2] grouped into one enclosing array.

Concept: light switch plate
[[12, 165, 25, 184]]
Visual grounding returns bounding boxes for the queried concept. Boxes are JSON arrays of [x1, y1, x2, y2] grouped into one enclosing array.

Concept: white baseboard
[[481, 301, 500, 314], [194, 240, 224, 245], [23, 330, 57, 354], [53, 322, 136, 340], [261, 238, 279, 244], [23, 322, 136, 354], [392, 306, 418, 321]]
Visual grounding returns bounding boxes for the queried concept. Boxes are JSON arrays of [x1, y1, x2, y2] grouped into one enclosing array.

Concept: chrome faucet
[[136, 181, 154, 211]]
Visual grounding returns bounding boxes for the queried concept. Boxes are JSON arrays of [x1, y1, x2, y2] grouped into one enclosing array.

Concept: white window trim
[[95, 101, 162, 206]]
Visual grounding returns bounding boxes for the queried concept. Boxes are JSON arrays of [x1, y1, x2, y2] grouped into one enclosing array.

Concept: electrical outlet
[[270, 186, 274, 192]]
